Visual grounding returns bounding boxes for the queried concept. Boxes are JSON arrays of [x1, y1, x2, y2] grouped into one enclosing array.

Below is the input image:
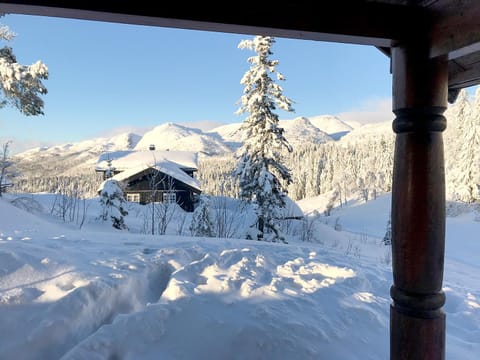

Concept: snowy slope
[[13, 132, 142, 176], [0, 193, 478, 360], [307, 114, 353, 139], [13, 115, 353, 176], [134, 123, 231, 155], [279, 116, 333, 146], [339, 120, 394, 144], [209, 116, 336, 150], [16, 132, 141, 160], [206, 123, 244, 150]]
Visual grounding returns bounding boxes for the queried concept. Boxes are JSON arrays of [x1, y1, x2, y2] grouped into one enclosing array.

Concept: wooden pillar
[[390, 42, 448, 360]]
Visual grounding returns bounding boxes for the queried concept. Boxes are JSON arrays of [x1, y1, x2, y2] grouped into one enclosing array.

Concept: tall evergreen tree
[[457, 88, 480, 202], [0, 21, 48, 196], [234, 35, 294, 243], [0, 140, 14, 196], [445, 89, 471, 200], [0, 21, 48, 115]]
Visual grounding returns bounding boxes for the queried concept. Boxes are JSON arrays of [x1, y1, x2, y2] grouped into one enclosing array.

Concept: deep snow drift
[[0, 193, 478, 360]]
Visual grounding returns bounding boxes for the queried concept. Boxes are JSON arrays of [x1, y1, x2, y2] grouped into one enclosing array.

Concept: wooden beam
[[449, 61, 480, 89], [0, 1, 425, 47], [429, 0, 480, 59]]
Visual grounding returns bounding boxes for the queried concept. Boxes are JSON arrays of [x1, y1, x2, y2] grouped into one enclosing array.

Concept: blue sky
[[0, 14, 393, 153]]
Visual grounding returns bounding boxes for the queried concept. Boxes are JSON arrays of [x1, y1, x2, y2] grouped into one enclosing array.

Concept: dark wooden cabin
[[95, 150, 201, 212], [107, 166, 200, 212], [3, 1, 480, 358]]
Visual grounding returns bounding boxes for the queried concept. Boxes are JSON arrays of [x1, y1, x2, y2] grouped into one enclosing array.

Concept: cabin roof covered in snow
[[96, 150, 201, 193], [110, 161, 201, 192], [95, 150, 198, 172]]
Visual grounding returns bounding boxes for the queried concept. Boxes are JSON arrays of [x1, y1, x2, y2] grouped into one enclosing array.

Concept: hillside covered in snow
[[0, 191, 478, 360]]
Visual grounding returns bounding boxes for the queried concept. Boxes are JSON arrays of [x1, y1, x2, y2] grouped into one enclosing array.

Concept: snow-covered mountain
[[338, 120, 394, 144], [208, 115, 345, 149], [307, 115, 354, 140], [134, 122, 231, 155], [280, 116, 333, 145], [103, 132, 142, 152], [14, 132, 142, 176], [17, 132, 141, 161], [12, 114, 361, 180], [13, 123, 233, 177], [207, 123, 244, 150]]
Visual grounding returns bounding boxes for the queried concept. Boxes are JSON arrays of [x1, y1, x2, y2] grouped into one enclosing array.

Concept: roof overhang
[[1, 1, 480, 99]]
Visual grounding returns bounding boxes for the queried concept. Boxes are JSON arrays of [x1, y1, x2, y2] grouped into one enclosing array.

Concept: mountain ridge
[[12, 115, 387, 178]]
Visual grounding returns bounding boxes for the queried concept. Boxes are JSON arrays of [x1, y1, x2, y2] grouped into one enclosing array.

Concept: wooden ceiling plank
[[429, 0, 480, 59], [0, 1, 424, 47], [3, 1, 480, 91]]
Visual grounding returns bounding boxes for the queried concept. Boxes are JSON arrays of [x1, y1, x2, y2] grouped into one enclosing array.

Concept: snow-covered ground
[[0, 193, 478, 359]]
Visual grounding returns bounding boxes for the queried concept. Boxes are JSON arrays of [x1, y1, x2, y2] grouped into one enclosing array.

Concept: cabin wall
[[122, 168, 200, 212]]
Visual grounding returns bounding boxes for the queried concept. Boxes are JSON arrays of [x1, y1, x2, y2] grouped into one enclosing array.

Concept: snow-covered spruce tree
[[456, 87, 480, 203], [189, 194, 215, 237], [104, 158, 115, 179], [98, 179, 128, 230], [383, 215, 392, 246], [0, 22, 48, 116], [445, 88, 472, 201], [234, 35, 294, 243], [0, 22, 48, 196], [0, 140, 14, 196]]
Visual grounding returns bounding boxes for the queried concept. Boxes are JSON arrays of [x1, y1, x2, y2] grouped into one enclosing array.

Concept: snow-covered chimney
[[149, 144, 155, 151]]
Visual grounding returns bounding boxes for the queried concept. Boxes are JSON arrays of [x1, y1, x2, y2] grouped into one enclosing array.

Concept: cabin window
[[126, 193, 140, 203], [163, 192, 176, 205]]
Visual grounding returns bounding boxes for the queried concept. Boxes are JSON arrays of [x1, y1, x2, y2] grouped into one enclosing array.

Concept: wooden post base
[[390, 286, 445, 359]]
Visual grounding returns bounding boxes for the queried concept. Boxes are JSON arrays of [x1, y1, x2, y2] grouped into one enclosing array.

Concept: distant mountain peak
[[307, 115, 353, 134], [134, 122, 230, 155], [280, 117, 333, 145]]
